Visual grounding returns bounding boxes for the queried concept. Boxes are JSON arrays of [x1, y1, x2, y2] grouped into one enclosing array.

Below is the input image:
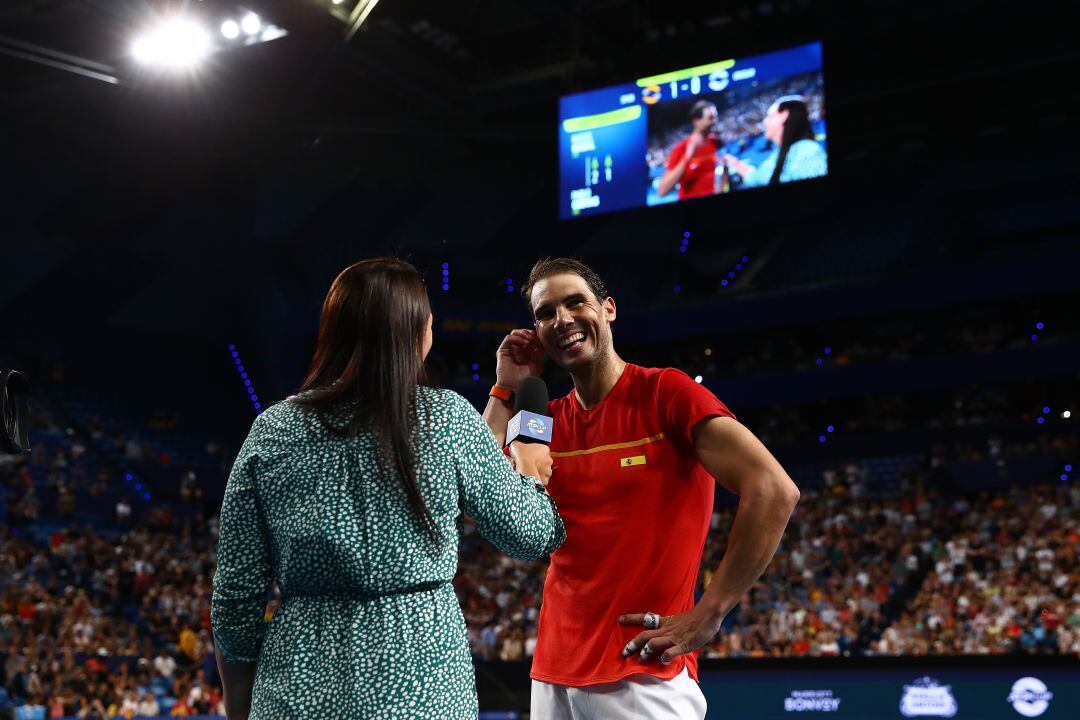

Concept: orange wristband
[[489, 385, 513, 402]]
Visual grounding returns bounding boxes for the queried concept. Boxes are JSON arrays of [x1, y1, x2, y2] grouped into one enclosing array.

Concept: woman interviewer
[[722, 95, 827, 187], [211, 258, 565, 719]]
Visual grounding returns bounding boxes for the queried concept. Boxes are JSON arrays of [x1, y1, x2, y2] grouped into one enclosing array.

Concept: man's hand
[[618, 605, 727, 665], [685, 132, 704, 156], [484, 329, 541, 446], [721, 153, 753, 177], [495, 329, 545, 389]]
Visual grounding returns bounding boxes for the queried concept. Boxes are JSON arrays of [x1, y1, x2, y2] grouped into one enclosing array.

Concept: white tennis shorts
[[530, 668, 707, 720]]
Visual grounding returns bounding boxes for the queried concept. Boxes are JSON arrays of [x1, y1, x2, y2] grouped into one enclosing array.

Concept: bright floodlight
[[131, 18, 211, 69], [221, 19, 240, 39], [332, 0, 346, 4], [241, 13, 261, 35]]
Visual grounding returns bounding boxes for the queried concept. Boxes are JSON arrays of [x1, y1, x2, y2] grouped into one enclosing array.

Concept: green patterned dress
[[211, 388, 565, 719]]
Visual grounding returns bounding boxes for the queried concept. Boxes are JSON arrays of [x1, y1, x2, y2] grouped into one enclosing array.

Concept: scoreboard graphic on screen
[[558, 42, 827, 219]]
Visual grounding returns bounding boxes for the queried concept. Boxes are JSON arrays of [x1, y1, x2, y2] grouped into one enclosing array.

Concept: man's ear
[[603, 296, 616, 324]]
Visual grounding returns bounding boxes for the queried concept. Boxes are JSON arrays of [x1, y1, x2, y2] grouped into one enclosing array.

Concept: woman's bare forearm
[[215, 645, 257, 720]]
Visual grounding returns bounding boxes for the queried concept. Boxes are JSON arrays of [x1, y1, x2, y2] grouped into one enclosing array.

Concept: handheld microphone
[[505, 376, 552, 446]]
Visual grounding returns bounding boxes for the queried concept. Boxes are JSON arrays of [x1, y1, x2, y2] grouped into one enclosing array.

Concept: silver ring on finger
[[643, 612, 661, 630]]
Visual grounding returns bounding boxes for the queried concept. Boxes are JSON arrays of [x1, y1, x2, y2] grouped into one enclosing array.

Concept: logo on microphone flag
[[506, 410, 552, 445]]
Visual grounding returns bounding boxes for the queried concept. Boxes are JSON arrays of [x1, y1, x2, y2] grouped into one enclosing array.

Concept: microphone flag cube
[[505, 410, 552, 446]]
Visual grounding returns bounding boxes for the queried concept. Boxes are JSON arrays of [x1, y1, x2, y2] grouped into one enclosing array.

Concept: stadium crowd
[[0, 374, 1076, 717], [875, 481, 1080, 655]]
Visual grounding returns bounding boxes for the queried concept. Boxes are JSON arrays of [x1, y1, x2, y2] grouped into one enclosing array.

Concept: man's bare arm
[[620, 415, 799, 663], [692, 416, 800, 620], [482, 396, 514, 447]]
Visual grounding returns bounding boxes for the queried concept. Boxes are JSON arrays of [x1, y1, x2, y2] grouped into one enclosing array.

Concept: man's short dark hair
[[689, 100, 716, 122], [521, 258, 609, 312]]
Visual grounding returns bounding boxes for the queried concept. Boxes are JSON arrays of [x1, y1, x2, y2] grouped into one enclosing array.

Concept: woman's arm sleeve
[[450, 393, 566, 560], [211, 413, 276, 664]]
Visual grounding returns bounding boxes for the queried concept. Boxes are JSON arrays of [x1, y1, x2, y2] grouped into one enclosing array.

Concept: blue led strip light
[[721, 255, 750, 288], [229, 343, 263, 414], [123, 471, 152, 503]]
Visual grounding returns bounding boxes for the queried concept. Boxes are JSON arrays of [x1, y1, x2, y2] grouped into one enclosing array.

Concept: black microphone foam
[[514, 376, 549, 416]]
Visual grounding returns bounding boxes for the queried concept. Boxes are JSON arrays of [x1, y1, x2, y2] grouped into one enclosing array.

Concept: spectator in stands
[[137, 689, 160, 716], [76, 698, 102, 719], [153, 652, 176, 681], [115, 497, 131, 526]]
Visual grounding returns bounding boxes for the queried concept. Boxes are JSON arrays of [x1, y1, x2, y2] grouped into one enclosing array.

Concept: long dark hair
[[769, 97, 815, 185], [293, 258, 438, 545]]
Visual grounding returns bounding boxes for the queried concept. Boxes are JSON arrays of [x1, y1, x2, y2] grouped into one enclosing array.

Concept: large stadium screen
[[558, 42, 826, 219]]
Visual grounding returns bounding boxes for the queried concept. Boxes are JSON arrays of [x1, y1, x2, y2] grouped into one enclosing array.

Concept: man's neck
[[571, 354, 627, 410]]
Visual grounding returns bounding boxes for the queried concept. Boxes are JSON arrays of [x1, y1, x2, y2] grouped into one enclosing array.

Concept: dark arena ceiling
[[1, 0, 1078, 374]]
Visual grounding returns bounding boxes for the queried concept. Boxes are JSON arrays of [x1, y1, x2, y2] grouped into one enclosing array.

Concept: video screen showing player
[[646, 73, 826, 206], [557, 42, 826, 219]]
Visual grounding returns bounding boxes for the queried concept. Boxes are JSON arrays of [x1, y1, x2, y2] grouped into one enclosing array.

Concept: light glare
[[241, 13, 261, 35], [260, 26, 288, 42], [132, 18, 211, 69], [221, 19, 240, 39]]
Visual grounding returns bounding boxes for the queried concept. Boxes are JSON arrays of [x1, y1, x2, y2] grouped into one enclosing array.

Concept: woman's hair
[[769, 96, 815, 185], [294, 257, 438, 544]]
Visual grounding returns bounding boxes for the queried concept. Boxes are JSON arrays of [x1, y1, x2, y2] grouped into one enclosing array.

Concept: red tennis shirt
[[530, 363, 735, 686], [666, 136, 718, 200]]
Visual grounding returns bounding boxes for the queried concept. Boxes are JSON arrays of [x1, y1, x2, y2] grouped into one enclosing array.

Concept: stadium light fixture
[[131, 17, 212, 70], [130, 7, 289, 77]]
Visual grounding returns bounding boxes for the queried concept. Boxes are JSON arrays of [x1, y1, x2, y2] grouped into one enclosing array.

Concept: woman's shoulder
[[416, 386, 474, 415], [259, 398, 305, 427], [243, 399, 314, 446], [790, 138, 826, 158], [783, 139, 827, 181], [417, 387, 491, 433]]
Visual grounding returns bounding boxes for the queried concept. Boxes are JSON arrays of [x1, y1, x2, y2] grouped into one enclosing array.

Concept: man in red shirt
[[656, 100, 720, 200], [484, 258, 800, 719]]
